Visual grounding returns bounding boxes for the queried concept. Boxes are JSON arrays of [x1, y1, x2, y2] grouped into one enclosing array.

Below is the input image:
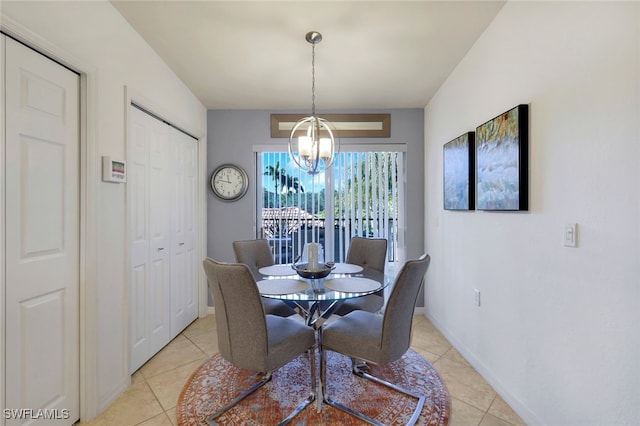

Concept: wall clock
[[210, 163, 249, 201]]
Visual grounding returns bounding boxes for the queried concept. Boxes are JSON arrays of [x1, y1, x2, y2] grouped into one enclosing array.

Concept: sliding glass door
[[256, 145, 406, 270]]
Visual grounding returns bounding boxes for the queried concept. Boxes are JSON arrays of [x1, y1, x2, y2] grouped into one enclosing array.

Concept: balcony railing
[[262, 218, 397, 264]]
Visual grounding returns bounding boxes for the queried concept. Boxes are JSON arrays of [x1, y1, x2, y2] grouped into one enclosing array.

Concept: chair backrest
[[232, 239, 275, 279], [202, 258, 269, 370], [345, 236, 387, 273], [380, 254, 431, 363]]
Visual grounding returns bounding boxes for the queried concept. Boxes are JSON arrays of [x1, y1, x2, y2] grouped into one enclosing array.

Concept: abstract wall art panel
[[476, 104, 529, 211], [443, 132, 475, 210]]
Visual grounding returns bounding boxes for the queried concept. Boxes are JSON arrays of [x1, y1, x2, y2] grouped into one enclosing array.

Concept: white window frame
[[253, 144, 407, 269]]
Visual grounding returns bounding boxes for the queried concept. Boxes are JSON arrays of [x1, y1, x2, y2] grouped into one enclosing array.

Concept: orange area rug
[[177, 348, 449, 425]]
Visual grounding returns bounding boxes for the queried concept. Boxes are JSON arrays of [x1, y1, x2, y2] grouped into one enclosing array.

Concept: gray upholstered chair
[[334, 236, 388, 316], [320, 254, 431, 426], [233, 239, 297, 317], [202, 258, 316, 425]]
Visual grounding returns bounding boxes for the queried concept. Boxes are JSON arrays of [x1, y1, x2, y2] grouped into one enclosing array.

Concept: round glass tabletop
[[258, 267, 388, 302]]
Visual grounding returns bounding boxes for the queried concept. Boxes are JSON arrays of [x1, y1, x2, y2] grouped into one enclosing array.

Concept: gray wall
[[207, 109, 425, 304]]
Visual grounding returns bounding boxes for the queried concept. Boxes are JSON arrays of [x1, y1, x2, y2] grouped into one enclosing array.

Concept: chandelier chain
[[311, 42, 316, 117]]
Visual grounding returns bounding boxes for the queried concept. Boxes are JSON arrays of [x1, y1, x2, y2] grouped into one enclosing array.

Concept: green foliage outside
[[263, 153, 397, 221]]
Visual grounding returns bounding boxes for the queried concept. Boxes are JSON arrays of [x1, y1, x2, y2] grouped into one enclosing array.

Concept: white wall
[[424, 2, 639, 424], [1, 0, 207, 418]]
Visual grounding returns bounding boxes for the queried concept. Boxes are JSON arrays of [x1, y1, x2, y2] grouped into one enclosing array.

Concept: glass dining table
[[257, 262, 391, 329], [257, 262, 392, 412]]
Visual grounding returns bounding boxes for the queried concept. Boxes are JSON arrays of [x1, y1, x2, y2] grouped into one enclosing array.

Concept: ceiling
[[111, 1, 505, 110]]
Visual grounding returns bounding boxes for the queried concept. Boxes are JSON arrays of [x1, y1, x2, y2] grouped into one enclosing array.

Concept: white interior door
[[129, 106, 172, 373], [169, 127, 198, 338], [147, 111, 172, 356], [4, 36, 80, 424]]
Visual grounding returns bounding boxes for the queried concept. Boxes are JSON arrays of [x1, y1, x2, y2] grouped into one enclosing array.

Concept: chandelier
[[288, 31, 339, 175]]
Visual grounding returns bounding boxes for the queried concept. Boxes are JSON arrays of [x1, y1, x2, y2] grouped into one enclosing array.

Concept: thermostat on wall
[[102, 156, 127, 183]]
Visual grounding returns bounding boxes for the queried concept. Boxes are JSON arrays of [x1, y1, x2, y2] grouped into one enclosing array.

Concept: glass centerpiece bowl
[[291, 261, 335, 279]]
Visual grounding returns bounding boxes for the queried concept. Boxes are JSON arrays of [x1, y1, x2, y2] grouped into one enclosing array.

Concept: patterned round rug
[[177, 348, 450, 425]]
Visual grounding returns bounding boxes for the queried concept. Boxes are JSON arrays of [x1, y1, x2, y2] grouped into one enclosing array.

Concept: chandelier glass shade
[[288, 31, 338, 175], [288, 116, 337, 174]]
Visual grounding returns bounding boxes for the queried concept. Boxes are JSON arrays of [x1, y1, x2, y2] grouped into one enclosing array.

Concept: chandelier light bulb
[[319, 138, 332, 160]]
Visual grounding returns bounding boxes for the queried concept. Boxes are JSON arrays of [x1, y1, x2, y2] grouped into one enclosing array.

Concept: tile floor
[[79, 314, 525, 426]]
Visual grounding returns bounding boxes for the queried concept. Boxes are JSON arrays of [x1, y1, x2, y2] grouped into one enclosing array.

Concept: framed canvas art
[[476, 104, 529, 211], [443, 132, 475, 210]]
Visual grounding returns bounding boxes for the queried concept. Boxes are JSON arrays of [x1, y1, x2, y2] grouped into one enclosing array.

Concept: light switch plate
[[564, 223, 577, 247]]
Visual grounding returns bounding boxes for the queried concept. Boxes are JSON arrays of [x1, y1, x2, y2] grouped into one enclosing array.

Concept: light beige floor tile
[[165, 407, 177, 426], [434, 357, 496, 411], [181, 315, 216, 339], [79, 382, 163, 426], [411, 346, 441, 364], [449, 396, 485, 426], [414, 315, 441, 332], [139, 335, 207, 379], [410, 325, 452, 356], [442, 346, 472, 368], [78, 416, 109, 426], [186, 329, 219, 356], [479, 413, 515, 426], [131, 370, 145, 385], [146, 357, 207, 410], [488, 395, 526, 425], [412, 314, 430, 325], [138, 412, 173, 426]]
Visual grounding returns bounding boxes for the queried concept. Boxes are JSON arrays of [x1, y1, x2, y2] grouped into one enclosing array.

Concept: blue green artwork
[[443, 132, 475, 210], [476, 105, 529, 211]]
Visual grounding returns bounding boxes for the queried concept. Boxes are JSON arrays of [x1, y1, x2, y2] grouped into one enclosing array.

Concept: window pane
[[332, 152, 400, 263], [257, 150, 404, 267]]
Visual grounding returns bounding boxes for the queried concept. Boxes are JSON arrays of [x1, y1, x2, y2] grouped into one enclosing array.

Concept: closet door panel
[[129, 107, 171, 372], [170, 127, 198, 337], [129, 111, 150, 371], [147, 119, 171, 354]]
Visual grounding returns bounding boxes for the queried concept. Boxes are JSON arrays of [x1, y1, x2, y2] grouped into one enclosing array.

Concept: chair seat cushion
[[265, 315, 315, 372], [322, 310, 384, 364], [335, 293, 384, 316], [262, 297, 297, 317]]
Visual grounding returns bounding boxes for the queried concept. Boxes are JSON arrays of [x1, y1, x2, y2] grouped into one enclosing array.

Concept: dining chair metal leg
[[206, 372, 273, 426], [278, 346, 317, 425], [207, 348, 317, 426], [319, 329, 425, 426], [349, 358, 426, 426], [319, 329, 384, 426], [352, 357, 371, 371]]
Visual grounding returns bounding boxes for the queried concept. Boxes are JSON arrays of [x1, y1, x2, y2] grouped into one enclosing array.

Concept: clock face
[[210, 164, 249, 201]]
